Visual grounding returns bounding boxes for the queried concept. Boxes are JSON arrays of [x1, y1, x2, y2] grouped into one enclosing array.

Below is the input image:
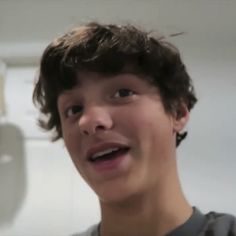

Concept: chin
[[96, 182, 143, 206]]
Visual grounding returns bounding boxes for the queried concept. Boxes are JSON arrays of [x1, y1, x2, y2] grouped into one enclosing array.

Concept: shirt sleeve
[[71, 224, 99, 236], [199, 212, 236, 236]]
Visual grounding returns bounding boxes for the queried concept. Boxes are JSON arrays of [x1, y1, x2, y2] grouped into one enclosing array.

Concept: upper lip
[[85, 142, 130, 161]]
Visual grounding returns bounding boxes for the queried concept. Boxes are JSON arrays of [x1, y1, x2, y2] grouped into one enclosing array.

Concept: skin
[[57, 71, 192, 236]]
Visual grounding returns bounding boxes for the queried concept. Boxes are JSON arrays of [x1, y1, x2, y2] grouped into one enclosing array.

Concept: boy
[[33, 22, 236, 236]]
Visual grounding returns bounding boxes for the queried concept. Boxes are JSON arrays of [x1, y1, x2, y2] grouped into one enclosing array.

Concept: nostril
[[82, 124, 106, 136], [96, 125, 106, 131], [82, 130, 89, 135]]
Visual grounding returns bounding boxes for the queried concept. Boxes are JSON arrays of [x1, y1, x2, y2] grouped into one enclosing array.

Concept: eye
[[113, 88, 136, 98], [65, 105, 83, 118]]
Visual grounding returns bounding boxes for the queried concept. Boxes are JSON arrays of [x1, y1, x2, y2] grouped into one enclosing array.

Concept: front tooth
[[92, 148, 119, 159]]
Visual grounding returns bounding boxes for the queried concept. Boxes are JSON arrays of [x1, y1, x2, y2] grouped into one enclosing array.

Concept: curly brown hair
[[33, 22, 197, 146]]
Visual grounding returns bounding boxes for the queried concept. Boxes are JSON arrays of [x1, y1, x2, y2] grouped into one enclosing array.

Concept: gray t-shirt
[[74, 224, 99, 236], [74, 208, 236, 236]]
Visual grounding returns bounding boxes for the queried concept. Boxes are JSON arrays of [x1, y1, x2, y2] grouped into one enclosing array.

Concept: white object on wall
[[5, 67, 49, 139], [0, 60, 6, 117]]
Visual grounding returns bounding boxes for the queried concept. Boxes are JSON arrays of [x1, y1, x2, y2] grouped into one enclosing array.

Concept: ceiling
[[0, 0, 235, 65]]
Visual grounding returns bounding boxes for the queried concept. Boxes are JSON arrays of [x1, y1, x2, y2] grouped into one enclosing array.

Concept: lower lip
[[90, 151, 128, 173]]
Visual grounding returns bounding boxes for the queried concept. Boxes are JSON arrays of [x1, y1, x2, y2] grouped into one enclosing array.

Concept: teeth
[[91, 148, 120, 160]]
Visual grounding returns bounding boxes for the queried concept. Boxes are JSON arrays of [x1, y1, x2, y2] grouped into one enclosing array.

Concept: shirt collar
[[165, 207, 206, 236]]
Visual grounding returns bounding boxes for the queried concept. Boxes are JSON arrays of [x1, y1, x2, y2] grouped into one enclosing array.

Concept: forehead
[[74, 70, 154, 88]]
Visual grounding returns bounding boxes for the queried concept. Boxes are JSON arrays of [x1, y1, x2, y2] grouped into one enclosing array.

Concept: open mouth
[[89, 147, 130, 163]]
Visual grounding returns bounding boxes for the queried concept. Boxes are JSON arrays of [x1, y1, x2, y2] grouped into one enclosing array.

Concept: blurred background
[[0, 0, 236, 235]]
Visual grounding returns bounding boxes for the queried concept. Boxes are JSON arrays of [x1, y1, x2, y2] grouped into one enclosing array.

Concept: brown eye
[[65, 105, 83, 118], [113, 89, 135, 98]]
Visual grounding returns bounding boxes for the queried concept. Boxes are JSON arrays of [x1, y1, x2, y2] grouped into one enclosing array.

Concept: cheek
[[63, 131, 86, 177], [120, 105, 171, 136], [62, 126, 81, 158], [121, 106, 174, 154], [115, 108, 155, 154]]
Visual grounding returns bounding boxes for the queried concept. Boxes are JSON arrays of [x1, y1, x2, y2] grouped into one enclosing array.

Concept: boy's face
[[57, 72, 189, 203]]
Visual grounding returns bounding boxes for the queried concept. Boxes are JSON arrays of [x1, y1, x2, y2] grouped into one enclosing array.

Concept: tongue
[[92, 148, 128, 163]]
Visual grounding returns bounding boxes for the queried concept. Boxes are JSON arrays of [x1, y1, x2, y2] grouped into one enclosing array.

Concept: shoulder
[[71, 224, 99, 236], [200, 211, 236, 236]]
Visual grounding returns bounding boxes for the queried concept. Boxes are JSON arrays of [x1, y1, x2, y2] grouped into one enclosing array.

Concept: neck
[[99, 168, 192, 236]]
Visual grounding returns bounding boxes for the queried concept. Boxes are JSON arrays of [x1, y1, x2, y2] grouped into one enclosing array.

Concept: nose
[[78, 106, 113, 136]]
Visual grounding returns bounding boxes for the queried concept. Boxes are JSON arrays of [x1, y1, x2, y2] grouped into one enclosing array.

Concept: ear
[[173, 104, 189, 133]]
